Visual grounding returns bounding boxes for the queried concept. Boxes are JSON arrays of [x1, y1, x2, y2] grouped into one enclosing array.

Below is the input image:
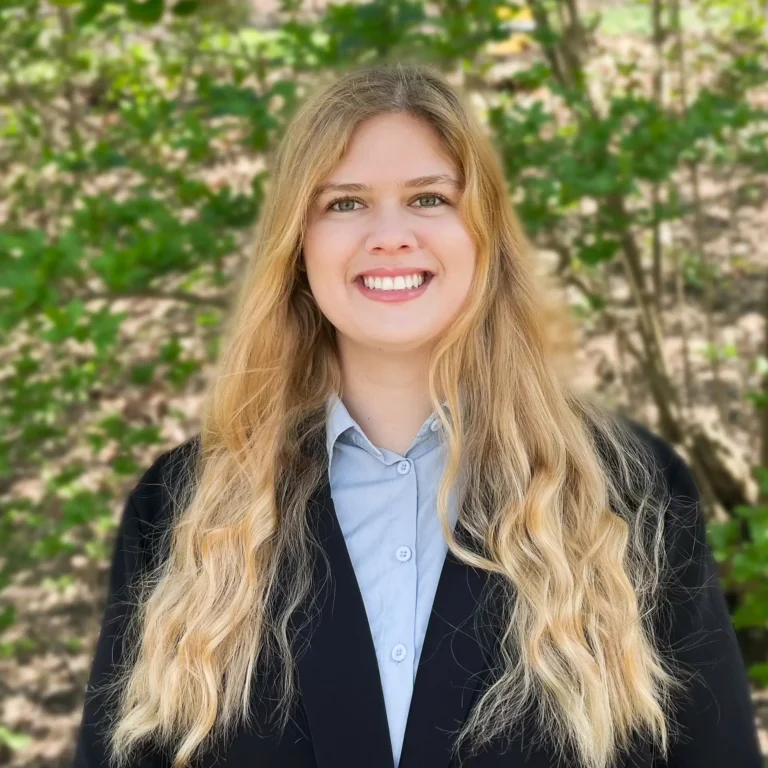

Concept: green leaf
[[126, 0, 164, 23], [159, 337, 182, 363], [707, 519, 741, 553], [732, 589, 768, 628], [98, 414, 128, 440], [578, 239, 620, 266], [747, 661, 768, 687], [112, 455, 140, 475], [171, 0, 198, 15], [129, 362, 156, 385], [0, 605, 17, 632], [0, 724, 32, 751], [62, 496, 97, 526]]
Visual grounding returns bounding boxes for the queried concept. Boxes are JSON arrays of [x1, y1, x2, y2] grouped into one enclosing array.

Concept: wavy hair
[[101, 61, 690, 768]]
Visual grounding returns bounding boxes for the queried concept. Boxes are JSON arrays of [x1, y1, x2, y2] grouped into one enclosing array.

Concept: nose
[[364, 209, 419, 254]]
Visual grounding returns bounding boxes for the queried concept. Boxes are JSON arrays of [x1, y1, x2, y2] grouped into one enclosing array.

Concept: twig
[[80, 289, 229, 309]]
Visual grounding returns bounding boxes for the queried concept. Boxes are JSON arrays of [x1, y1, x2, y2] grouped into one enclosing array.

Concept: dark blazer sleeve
[[658, 452, 763, 767], [72, 439, 198, 767]]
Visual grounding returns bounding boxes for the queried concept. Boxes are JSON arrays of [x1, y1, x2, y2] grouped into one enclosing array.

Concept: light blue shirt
[[324, 393, 463, 768]]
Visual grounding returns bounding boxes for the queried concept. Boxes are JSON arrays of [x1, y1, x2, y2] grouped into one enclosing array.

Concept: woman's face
[[303, 112, 477, 354]]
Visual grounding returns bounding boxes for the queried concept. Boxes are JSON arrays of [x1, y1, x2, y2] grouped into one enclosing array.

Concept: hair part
[[96, 61, 690, 768]]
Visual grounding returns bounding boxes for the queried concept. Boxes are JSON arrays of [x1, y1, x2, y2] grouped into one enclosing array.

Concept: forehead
[[319, 113, 458, 189]]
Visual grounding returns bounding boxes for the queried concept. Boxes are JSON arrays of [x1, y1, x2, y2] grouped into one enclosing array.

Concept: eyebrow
[[314, 174, 463, 197]]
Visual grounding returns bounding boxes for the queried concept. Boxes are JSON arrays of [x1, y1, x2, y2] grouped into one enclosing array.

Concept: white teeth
[[361, 272, 427, 291]]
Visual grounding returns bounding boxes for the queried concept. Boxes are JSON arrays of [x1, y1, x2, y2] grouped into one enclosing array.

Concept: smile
[[355, 272, 434, 303]]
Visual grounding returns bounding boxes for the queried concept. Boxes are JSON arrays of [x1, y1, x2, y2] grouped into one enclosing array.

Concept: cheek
[[432, 223, 476, 283], [302, 233, 360, 333], [303, 229, 348, 290]]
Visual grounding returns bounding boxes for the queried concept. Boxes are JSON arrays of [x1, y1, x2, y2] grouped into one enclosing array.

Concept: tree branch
[[80, 289, 229, 309]]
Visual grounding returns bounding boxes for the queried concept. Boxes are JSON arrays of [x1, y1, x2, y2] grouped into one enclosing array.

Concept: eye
[[412, 193, 450, 208], [326, 197, 362, 213], [325, 192, 451, 213]]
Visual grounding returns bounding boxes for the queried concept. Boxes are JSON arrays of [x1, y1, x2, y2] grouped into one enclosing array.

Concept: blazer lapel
[[294, 473, 395, 768], [398, 534, 497, 768]]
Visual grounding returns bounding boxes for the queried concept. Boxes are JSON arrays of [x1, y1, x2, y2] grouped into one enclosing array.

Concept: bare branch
[[80, 289, 229, 309]]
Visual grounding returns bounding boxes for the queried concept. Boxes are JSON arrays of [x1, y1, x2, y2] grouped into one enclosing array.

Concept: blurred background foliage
[[0, 0, 767, 761]]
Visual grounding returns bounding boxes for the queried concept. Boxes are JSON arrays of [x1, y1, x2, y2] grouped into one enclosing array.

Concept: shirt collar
[[324, 393, 451, 477]]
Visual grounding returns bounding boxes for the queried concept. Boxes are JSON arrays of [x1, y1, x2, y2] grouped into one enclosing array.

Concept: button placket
[[394, 458, 414, 567], [382, 456, 417, 680]]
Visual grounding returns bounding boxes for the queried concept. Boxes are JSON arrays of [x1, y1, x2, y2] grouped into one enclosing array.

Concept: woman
[[74, 63, 762, 768]]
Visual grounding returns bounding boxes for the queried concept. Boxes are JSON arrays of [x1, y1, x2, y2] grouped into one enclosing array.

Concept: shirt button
[[391, 644, 407, 662], [396, 546, 412, 562], [397, 459, 411, 475]]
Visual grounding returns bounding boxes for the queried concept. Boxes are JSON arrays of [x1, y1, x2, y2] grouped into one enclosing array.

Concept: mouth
[[354, 270, 435, 302], [355, 270, 434, 289]]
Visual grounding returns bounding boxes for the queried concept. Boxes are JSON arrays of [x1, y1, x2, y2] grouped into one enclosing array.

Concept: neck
[[336, 336, 434, 455]]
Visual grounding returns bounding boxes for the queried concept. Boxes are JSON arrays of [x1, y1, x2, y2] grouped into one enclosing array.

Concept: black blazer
[[73, 418, 763, 768]]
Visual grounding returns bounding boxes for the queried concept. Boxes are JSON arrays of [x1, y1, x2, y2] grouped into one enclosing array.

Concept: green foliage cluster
[[709, 465, 768, 684], [1, 0, 767, 705]]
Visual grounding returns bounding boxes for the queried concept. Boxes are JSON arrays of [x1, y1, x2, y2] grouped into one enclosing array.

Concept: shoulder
[[121, 434, 202, 559], [611, 412, 694, 492], [129, 434, 202, 513], [593, 412, 704, 563], [610, 415, 708, 580]]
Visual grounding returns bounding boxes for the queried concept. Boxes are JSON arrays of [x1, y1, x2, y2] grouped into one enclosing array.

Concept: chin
[[360, 333, 436, 351]]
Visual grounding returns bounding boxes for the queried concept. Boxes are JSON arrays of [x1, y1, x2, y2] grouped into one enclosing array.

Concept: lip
[[355, 266, 434, 280], [355, 272, 434, 303]]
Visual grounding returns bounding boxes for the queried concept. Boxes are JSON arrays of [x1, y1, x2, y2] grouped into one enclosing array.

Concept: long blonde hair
[[101, 62, 689, 768]]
